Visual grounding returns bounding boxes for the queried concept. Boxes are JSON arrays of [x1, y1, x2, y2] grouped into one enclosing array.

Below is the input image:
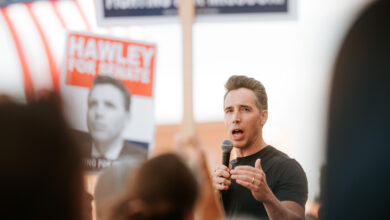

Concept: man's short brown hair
[[89, 75, 131, 112], [224, 75, 268, 111]]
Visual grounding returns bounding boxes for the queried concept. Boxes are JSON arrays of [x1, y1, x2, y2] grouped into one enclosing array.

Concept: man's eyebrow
[[239, 105, 252, 109], [224, 106, 233, 111]]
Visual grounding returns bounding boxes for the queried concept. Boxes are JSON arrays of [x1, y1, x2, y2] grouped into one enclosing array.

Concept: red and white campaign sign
[[65, 32, 156, 97], [61, 31, 157, 170]]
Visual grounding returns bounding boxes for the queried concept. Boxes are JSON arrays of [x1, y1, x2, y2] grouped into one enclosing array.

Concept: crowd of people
[[1, 0, 389, 219]]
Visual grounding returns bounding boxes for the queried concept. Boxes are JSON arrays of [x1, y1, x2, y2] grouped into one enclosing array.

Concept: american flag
[[0, 0, 134, 101]]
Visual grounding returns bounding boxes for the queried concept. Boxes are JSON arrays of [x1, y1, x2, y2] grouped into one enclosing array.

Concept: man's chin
[[231, 140, 246, 149], [91, 133, 111, 143]]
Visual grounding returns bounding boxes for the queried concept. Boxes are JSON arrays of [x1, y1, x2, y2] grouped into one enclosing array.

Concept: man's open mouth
[[232, 129, 243, 135]]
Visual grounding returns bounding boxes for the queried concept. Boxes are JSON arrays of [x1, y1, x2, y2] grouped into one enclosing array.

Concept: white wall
[[0, 0, 372, 201]]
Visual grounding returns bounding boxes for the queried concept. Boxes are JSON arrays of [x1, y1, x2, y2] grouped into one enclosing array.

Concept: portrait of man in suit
[[84, 75, 147, 163]]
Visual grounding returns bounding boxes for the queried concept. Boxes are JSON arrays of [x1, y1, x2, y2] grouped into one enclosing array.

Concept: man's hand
[[231, 158, 305, 219], [212, 164, 232, 192], [230, 158, 272, 202]]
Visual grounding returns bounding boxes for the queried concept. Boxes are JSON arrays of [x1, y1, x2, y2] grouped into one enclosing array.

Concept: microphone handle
[[222, 152, 231, 167]]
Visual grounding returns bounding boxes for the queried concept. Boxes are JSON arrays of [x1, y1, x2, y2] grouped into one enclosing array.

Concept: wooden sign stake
[[179, 0, 196, 135]]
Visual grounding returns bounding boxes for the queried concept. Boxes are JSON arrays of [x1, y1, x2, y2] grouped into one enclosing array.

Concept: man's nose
[[95, 105, 104, 117], [232, 111, 241, 124]]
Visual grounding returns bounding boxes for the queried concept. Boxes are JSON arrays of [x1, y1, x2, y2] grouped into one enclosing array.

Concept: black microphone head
[[221, 139, 233, 153]]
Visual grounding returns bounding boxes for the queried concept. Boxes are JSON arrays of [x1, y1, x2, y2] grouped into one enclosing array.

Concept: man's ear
[[260, 109, 268, 126]]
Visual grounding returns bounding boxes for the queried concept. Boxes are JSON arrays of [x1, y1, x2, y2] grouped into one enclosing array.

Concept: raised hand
[[230, 159, 272, 202]]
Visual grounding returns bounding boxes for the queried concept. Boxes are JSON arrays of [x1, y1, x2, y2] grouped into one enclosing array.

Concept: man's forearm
[[263, 194, 304, 220]]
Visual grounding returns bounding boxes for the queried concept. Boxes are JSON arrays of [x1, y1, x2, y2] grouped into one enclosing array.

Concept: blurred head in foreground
[[94, 157, 143, 220], [324, 1, 390, 219], [107, 153, 199, 220], [0, 93, 85, 220]]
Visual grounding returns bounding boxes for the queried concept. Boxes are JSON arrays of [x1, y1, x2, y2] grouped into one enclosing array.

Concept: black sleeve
[[273, 159, 308, 207]]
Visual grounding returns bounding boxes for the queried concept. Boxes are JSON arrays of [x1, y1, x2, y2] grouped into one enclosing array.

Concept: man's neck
[[235, 139, 267, 158], [92, 137, 123, 160]]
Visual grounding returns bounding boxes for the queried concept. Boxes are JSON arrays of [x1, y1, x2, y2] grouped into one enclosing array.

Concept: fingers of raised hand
[[230, 173, 259, 183], [213, 165, 231, 190], [230, 167, 260, 178], [217, 164, 230, 171], [234, 176, 261, 192], [235, 179, 252, 188], [214, 165, 230, 178], [231, 169, 265, 191], [231, 165, 259, 173], [213, 176, 231, 190]]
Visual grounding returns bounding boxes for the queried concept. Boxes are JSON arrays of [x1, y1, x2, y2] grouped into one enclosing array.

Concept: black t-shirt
[[221, 146, 308, 219]]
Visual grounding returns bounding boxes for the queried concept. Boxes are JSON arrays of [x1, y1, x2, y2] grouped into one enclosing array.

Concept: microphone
[[221, 139, 233, 167]]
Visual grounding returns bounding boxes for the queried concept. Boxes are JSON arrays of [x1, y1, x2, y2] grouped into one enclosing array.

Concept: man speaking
[[212, 75, 308, 219], [85, 75, 147, 162]]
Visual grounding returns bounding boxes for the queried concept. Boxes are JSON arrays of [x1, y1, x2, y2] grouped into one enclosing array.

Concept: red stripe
[[74, 0, 91, 31], [51, 1, 67, 29], [26, 3, 60, 94], [1, 7, 35, 102]]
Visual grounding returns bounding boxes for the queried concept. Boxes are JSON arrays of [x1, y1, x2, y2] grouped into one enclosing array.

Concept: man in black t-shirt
[[212, 75, 308, 219]]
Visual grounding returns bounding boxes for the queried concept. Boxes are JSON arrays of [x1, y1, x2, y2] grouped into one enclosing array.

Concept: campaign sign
[[65, 32, 155, 97], [61, 31, 156, 171], [97, 0, 294, 26]]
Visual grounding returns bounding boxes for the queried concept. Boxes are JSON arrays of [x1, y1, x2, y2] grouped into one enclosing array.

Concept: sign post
[[178, 3, 226, 220], [179, 0, 196, 135]]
